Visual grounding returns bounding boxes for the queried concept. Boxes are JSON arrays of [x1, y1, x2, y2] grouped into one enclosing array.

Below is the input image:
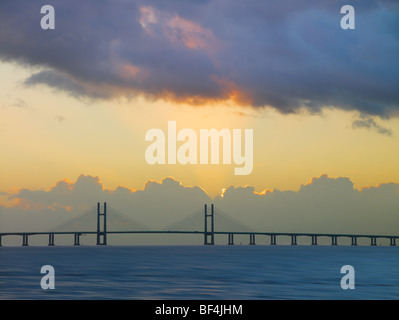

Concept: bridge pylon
[[97, 202, 107, 245], [204, 204, 215, 245]]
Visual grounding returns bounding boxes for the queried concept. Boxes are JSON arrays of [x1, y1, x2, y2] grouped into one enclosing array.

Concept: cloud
[[2, 175, 210, 232], [54, 115, 65, 122], [23, 70, 104, 99], [215, 174, 399, 235], [1, 174, 398, 243], [352, 117, 393, 136], [12, 98, 27, 108], [0, 0, 398, 116]]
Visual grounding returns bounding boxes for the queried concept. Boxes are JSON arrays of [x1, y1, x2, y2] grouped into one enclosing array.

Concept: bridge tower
[[204, 204, 215, 245], [97, 202, 107, 245]]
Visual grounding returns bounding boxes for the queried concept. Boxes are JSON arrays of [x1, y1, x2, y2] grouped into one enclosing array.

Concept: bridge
[[0, 203, 398, 247]]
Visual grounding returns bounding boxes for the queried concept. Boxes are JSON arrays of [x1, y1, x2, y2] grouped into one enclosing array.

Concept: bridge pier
[[228, 233, 234, 245], [311, 235, 318, 245], [48, 233, 55, 246], [204, 234, 214, 245], [22, 234, 29, 246], [270, 235, 277, 245], [291, 235, 297, 246], [204, 204, 215, 245], [331, 236, 338, 246], [0, 235, 2, 247], [249, 233, 256, 245], [390, 238, 396, 246], [97, 202, 107, 245], [74, 233, 81, 246], [370, 237, 377, 246], [351, 236, 357, 246]]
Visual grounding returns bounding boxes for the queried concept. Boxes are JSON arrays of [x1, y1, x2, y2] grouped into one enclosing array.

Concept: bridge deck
[[1, 203, 397, 246], [0, 231, 398, 238]]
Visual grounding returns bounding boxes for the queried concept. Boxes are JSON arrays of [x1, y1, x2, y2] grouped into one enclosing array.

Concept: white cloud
[[1, 174, 398, 244]]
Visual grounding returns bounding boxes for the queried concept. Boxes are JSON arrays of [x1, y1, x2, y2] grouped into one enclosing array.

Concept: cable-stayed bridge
[[51, 205, 151, 233], [0, 202, 398, 246], [163, 207, 253, 233]]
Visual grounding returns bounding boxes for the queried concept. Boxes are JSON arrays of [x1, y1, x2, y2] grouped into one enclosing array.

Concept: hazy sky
[[0, 0, 398, 235]]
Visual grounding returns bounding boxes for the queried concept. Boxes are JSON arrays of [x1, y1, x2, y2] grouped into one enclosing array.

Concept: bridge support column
[[270, 235, 276, 245], [0, 235, 2, 247], [74, 233, 80, 246], [204, 204, 215, 245], [228, 233, 234, 245], [22, 234, 29, 246], [331, 236, 338, 246], [311, 235, 317, 245], [390, 238, 396, 246], [97, 202, 107, 245], [291, 235, 297, 246], [48, 233, 55, 246], [351, 236, 357, 246], [370, 237, 377, 246], [249, 234, 256, 245]]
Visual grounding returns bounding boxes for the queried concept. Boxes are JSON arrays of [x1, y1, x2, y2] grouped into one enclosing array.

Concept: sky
[[0, 0, 398, 238]]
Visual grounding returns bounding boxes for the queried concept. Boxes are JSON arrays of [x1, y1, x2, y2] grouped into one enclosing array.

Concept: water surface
[[0, 245, 398, 299]]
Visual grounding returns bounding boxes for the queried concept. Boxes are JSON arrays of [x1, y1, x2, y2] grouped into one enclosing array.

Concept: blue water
[[0, 245, 398, 299]]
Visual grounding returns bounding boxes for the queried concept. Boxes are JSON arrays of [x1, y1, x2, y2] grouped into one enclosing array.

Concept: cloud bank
[[0, 0, 398, 116], [1, 174, 398, 243], [352, 117, 393, 136]]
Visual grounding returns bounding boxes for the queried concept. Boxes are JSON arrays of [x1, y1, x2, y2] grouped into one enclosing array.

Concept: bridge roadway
[[0, 230, 398, 246]]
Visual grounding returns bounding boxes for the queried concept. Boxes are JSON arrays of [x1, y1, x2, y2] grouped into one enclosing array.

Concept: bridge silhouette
[[0, 202, 397, 247]]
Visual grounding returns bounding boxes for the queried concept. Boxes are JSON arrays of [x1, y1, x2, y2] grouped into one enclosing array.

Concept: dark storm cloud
[[24, 70, 95, 98], [352, 117, 393, 136], [0, 0, 398, 115]]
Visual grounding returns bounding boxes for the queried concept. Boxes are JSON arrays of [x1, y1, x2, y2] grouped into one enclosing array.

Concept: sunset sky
[[0, 0, 398, 235]]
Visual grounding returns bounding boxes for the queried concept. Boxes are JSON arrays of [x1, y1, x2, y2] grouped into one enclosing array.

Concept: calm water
[[0, 245, 398, 299]]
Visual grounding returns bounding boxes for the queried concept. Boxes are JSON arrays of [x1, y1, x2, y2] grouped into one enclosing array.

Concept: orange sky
[[1, 61, 399, 198]]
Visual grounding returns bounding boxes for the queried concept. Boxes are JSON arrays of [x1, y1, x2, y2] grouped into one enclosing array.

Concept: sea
[[0, 245, 398, 300]]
